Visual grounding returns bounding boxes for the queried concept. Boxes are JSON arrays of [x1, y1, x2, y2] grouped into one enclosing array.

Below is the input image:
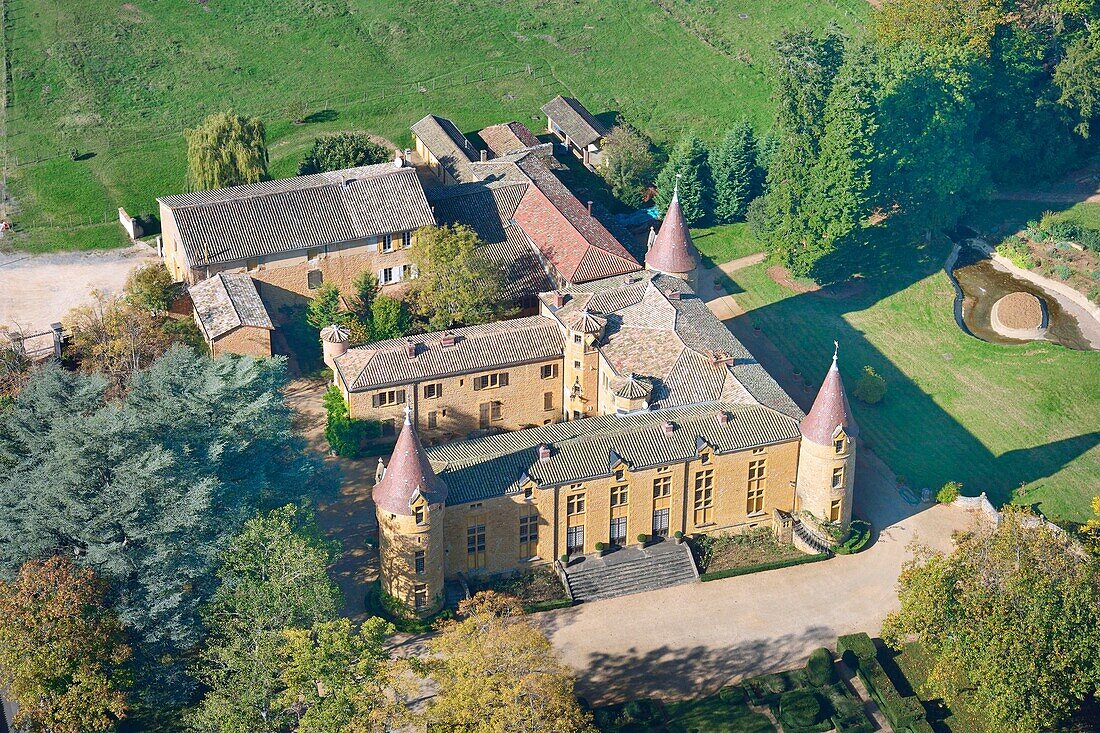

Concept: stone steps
[[794, 521, 833, 555], [564, 543, 698, 603]]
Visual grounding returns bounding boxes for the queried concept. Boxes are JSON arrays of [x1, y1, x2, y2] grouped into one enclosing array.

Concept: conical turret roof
[[567, 308, 606, 335], [800, 344, 858, 446], [646, 183, 699, 275], [373, 407, 448, 515]]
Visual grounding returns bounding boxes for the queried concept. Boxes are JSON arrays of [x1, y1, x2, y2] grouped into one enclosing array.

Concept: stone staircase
[[562, 540, 699, 603], [793, 520, 834, 555]]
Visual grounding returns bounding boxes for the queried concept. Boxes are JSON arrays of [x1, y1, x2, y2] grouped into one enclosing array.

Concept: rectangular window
[[747, 459, 767, 515], [610, 485, 628, 507], [752, 447, 766, 455], [830, 499, 842, 523], [414, 550, 425, 575], [401, 231, 412, 249], [652, 508, 670, 537], [306, 247, 321, 263], [413, 583, 427, 610], [567, 492, 586, 516], [372, 389, 405, 408], [426, 410, 437, 429], [381, 234, 394, 252], [834, 438, 845, 454], [307, 269, 323, 290], [653, 475, 672, 498], [609, 516, 627, 545], [473, 372, 509, 390], [466, 524, 486, 570], [490, 401, 502, 421], [701, 452, 712, 464], [544, 391, 554, 411], [423, 383, 442, 399], [693, 469, 714, 526], [380, 267, 395, 284], [832, 467, 845, 489], [519, 515, 538, 558], [573, 334, 582, 344], [381, 419, 395, 437], [566, 525, 584, 554], [614, 469, 625, 482], [414, 504, 426, 525], [573, 360, 582, 369], [245, 257, 259, 272], [541, 363, 557, 379]]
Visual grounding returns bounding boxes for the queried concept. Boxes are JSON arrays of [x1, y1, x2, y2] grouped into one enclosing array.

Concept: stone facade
[[795, 430, 856, 526], [209, 325, 272, 359]]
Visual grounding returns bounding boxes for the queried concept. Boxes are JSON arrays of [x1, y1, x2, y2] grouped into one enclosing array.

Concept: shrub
[[856, 655, 925, 730], [853, 365, 886, 404], [936, 481, 961, 504], [718, 684, 747, 703], [778, 689, 826, 728], [698, 552, 829, 582], [996, 235, 1033, 269], [637, 533, 648, 544], [837, 633, 876, 670], [595, 542, 606, 552], [806, 647, 837, 686], [835, 520, 871, 555], [559, 553, 570, 564], [322, 385, 379, 458], [298, 132, 389, 175], [674, 530, 684, 540], [1053, 264, 1072, 280]]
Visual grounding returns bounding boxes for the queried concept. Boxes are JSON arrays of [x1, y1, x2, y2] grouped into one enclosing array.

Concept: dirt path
[[0, 243, 157, 332]]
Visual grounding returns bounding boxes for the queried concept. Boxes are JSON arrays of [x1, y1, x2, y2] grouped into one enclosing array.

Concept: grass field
[[704, 226, 1100, 522], [1, 0, 868, 252]]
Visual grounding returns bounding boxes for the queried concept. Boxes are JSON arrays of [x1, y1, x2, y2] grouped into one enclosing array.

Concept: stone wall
[[211, 325, 272, 358]]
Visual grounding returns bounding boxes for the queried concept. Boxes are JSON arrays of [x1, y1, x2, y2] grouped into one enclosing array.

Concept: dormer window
[[834, 436, 846, 454], [414, 503, 426, 525]]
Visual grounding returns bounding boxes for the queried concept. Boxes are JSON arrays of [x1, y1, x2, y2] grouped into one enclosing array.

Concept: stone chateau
[[154, 100, 859, 617]]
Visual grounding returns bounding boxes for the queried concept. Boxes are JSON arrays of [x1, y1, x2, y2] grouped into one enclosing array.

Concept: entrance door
[[652, 508, 670, 538], [609, 517, 627, 546], [566, 525, 585, 555]]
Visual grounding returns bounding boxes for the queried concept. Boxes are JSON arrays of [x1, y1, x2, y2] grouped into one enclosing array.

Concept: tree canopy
[[883, 509, 1100, 733], [711, 122, 760, 224], [186, 112, 269, 192], [653, 133, 713, 225], [0, 348, 322, 705], [410, 224, 513, 331], [0, 556, 131, 733], [598, 123, 656, 208], [298, 133, 391, 175]]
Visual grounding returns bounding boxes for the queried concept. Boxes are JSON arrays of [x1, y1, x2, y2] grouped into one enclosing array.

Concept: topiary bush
[[936, 481, 961, 504], [778, 689, 828, 730], [853, 365, 886, 404], [837, 633, 876, 671], [806, 647, 837, 686]]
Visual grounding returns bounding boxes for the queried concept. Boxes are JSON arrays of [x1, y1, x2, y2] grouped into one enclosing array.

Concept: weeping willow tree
[[185, 112, 269, 191]]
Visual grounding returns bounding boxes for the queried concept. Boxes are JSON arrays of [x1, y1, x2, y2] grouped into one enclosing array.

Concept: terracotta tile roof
[[800, 352, 858, 446], [411, 114, 479, 183], [480, 121, 541, 157], [646, 189, 700, 274], [427, 402, 800, 505], [188, 273, 272, 340], [540, 96, 608, 148], [335, 316, 563, 391], [511, 155, 640, 283], [158, 165, 434, 268], [375, 409, 448, 515]]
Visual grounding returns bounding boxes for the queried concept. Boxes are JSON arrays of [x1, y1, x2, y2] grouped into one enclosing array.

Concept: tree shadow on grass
[[303, 109, 338, 123]]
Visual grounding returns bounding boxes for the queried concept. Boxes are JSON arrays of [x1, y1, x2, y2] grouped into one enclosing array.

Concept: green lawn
[[2, 0, 867, 252], [965, 200, 1100, 238], [692, 223, 765, 265], [721, 234, 1100, 521]]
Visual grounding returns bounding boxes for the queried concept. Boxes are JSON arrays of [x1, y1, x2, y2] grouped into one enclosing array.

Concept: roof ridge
[[159, 164, 405, 209]]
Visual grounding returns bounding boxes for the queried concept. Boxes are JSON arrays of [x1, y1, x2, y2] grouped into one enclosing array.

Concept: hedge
[[856, 654, 926, 730], [778, 689, 831, 732], [837, 632, 876, 668], [523, 597, 574, 614], [699, 552, 830, 581], [834, 520, 871, 555], [907, 720, 936, 733], [806, 647, 837, 686]]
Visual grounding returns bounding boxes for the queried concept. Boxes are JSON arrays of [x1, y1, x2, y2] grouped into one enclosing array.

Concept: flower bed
[[468, 567, 572, 613], [694, 527, 808, 574]]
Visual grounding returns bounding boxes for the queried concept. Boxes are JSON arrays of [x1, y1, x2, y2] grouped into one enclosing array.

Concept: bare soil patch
[[767, 265, 820, 294], [993, 292, 1044, 330], [814, 278, 867, 301]]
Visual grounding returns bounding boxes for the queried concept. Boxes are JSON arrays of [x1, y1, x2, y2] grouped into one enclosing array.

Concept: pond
[[949, 245, 1095, 351]]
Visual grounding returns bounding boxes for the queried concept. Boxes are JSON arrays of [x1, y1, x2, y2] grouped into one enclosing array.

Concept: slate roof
[[335, 316, 563, 391], [541, 96, 608, 148], [188, 273, 273, 340], [411, 114, 479, 183], [427, 181, 552, 299], [800, 352, 858, 446], [426, 402, 801, 505], [375, 410, 448, 515], [646, 188, 700, 274], [541, 272, 803, 419], [159, 165, 434, 268], [480, 121, 541, 157], [510, 155, 640, 283]]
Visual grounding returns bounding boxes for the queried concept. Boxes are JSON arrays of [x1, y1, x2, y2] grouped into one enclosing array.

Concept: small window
[[423, 383, 442, 399], [653, 475, 671, 498], [540, 363, 557, 379], [306, 247, 321, 263], [614, 469, 625, 482], [573, 360, 581, 369], [700, 452, 712, 465], [401, 231, 412, 249], [543, 391, 554, 411], [523, 486, 534, 500], [413, 583, 427, 610], [245, 258, 259, 272], [573, 334, 582, 344], [832, 467, 844, 489], [834, 438, 845, 454], [473, 372, 509, 390], [830, 499, 842, 523], [380, 267, 395, 284], [752, 447, 766, 455], [414, 504, 426, 525], [307, 269, 323, 290], [490, 401, 502, 421], [381, 234, 394, 253], [567, 492, 585, 515], [427, 410, 438, 429], [414, 550, 425, 574]]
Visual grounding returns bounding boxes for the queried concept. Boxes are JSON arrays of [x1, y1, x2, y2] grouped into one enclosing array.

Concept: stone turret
[[321, 323, 350, 372], [645, 178, 700, 286], [795, 343, 858, 526], [374, 406, 448, 616]]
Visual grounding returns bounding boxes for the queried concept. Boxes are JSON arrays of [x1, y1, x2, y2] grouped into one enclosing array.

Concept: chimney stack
[[662, 421, 676, 434], [537, 444, 552, 461], [550, 291, 566, 308], [393, 149, 404, 168], [717, 411, 732, 424], [480, 149, 488, 163], [405, 341, 417, 359], [587, 201, 594, 217], [440, 333, 457, 348], [665, 289, 682, 301]]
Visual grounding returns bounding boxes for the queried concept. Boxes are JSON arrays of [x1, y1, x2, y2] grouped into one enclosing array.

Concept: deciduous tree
[[65, 290, 173, 391], [186, 112, 269, 192], [598, 123, 656, 208], [1055, 28, 1100, 137], [0, 556, 131, 733], [124, 263, 177, 314], [425, 592, 596, 733], [883, 508, 1100, 733], [306, 283, 347, 331], [298, 133, 390, 175], [654, 133, 713, 225], [410, 224, 511, 331]]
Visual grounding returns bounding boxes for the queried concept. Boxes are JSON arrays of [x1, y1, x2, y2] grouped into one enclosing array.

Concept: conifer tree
[[711, 122, 759, 223], [654, 134, 713, 225], [185, 112, 269, 192]]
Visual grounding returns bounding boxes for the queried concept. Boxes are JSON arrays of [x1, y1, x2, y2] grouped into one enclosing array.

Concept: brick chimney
[[550, 291, 566, 308], [717, 411, 732, 424], [480, 149, 488, 163], [440, 333, 457, 348], [537, 443, 552, 461], [662, 421, 676, 434], [405, 341, 417, 358]]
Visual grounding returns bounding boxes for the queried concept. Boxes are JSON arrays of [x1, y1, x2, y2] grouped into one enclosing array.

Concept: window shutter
[[473, 376, 483, 391], [398, 389, 406, 404], [372, 394, 380, 408], [501, 372, 509, 387]]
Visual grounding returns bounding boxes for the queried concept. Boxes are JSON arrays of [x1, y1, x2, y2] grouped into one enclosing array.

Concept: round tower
[[795, 343, 858, 527], [373, 406, 448, 617], [645, 178, 701, 287], [320, 323, 350, 373]]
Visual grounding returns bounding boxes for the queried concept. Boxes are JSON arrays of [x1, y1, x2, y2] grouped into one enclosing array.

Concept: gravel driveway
[[0, 243, 157, 333], [536, 450, 976, 705]]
